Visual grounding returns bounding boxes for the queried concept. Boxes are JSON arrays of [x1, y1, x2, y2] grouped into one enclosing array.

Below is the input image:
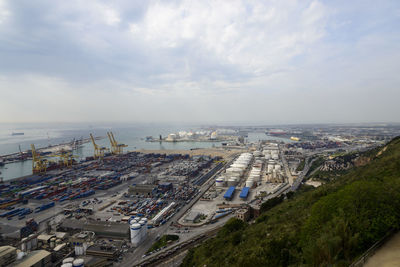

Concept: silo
[[130, 223, 142, 247], [21, 238, 27, 252], [29, 234, 37, 249], [138, 219, 146, 239], [26, 239, 32, 251], [139, 219, 147, 239]]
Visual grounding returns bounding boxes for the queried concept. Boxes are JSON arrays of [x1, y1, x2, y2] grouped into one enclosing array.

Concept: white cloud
[[0, 0, 10, 25], [129, 0, 327, 75], [0, 0, 399, 124]]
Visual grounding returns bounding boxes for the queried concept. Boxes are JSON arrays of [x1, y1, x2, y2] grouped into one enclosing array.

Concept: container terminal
[[0, 126, 386, 266]]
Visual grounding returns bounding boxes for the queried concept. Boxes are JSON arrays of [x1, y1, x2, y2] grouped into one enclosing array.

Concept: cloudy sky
[[0, 0, 399, 124]]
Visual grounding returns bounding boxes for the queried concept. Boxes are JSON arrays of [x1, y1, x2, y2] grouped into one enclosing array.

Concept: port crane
[[107, 131, 127, 155], [90, 134, 108, 159], [49, 149, 78, 168], [31, 144, 47, 173]]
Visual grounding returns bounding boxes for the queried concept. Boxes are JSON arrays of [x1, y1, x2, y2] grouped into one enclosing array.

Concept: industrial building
[[60, 219, 130, 238], [223, 186, 236, 200], [236, 208, 250, 222], [128, 184, 158, 197], [13, 250, 51, 267], [184, 211, 201, 223], [239, 187, 250, 199]]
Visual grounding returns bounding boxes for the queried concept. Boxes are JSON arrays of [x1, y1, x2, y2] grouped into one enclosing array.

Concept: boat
[[11, 132, 24, 136]]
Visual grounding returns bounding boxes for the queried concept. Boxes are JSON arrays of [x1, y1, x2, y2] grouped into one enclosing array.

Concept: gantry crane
[[31, 144, 47, 173], [90, 133, 108, 159], [49, 149, 78, 168], [107, 131, 127, 155]]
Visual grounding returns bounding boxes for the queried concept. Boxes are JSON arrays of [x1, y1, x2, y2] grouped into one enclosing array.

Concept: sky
[[0, 0, 399, 125]]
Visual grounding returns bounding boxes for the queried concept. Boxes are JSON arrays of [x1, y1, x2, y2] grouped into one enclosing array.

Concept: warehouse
[[223, 186, 236, 200], [60, 219, 130, 238], [128, 184, 158, 196], [239, 187, 250, 200], [13, 250, 51, 267]]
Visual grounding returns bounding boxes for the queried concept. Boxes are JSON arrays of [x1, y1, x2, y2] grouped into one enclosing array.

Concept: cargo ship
[[11, 132, 24, 136]]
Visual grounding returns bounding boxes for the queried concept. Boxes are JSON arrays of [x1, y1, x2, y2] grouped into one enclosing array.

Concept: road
[[279, 145, 294, 185]]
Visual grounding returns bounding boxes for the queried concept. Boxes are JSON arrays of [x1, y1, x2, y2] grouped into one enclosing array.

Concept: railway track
[[135, 227, 221, 267]]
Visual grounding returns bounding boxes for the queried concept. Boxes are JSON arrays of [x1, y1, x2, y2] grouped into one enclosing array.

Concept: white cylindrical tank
[[130, 223, 142, 247], [63, 257, 74, 264], [21, 238, 27, 252], [61, 264, 73, 267], [139, 219, 146, 240], [267, 165, 274, 173], [245, 180, 254, 188], [215, 177, 225, 187], [26, 239, 32, 251], [275, 165, 281, 171], [29, 234, 37, 249], [73, 258, 85, 267]]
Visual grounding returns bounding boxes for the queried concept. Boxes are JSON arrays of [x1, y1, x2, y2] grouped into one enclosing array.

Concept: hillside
[[182, 137, 400, 267]]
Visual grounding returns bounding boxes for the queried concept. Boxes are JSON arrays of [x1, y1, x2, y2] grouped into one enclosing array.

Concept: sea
[[0, 123, 289, 181]]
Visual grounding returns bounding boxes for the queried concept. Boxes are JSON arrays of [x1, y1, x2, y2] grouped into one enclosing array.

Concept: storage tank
[[227, 178, 238, 187], [63, 257, 74, 264], [215, 177, 225, 187], [29, 234, 37, 249], [21, 238, 27, 252], [61, 264, 73, 267], [275, 165, 281, 171], [26, 239, 32, 251], [139, 219, 146, 240], [253, 151, 262, 157], [73, 258, 85, 267], [245, 180, 254, 188], [130, 223, 142, 247], [267, 165, 274, 173]]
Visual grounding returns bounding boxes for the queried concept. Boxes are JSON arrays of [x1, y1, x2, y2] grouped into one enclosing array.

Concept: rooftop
[[13, 250, 51, 267]]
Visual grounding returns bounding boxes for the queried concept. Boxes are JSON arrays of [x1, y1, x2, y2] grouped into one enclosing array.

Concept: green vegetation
[[296, 159, 306, 172], [195, 214, 207, 223], [306, 156, 325, 177], [147, 234, 179, 253], [182, 137, 400, 267]]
